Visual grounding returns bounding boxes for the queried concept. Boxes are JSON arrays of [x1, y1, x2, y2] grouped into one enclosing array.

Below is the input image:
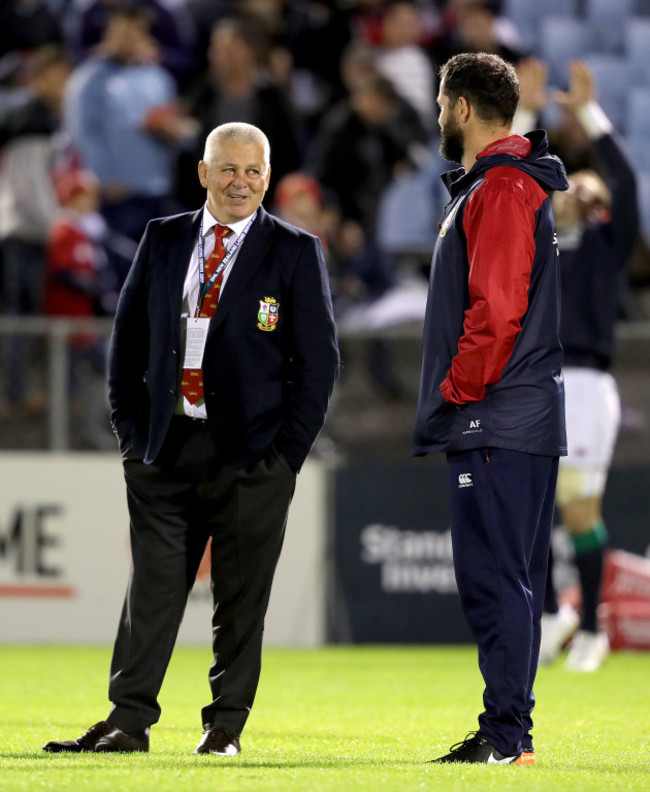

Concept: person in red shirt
[[45, 169, 113, 447], [46, 170, 101, 322]]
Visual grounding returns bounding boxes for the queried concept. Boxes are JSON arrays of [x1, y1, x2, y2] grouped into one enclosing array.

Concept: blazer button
[[172, 349, 177, 355], [169, 389, 176, 395]]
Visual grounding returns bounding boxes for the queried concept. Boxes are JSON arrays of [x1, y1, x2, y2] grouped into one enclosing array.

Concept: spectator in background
[[376, 0, 436, 130], [349, 0, 388, 47], [0, 0, 62, 60], [45, 169, 115, 448], [546, 98, 604, 175], [339, 41, 380, 93], [310, 69, 426, 400], [64, 5, 197, 255], [325, 216, 397, 320], [273, 168, 401, 402], [514, 60, 639, 672], [240, 0, 353, 143], [273, 170, 395, 319], [0, 45, 72, 414], [431, 0, 525, 68], [185, 0, 234, 68], [514, 58, 599, 176], [67, 0, 199, 90], [177, 14, 301, 209], [310, 71, 428, 239], [0, 44, 70, 163], [328, 217, 405, 405], [273, 170, 330, 247]]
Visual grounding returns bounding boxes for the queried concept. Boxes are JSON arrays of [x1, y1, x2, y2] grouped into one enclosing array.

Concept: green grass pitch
[[1, 645, 649, 791]]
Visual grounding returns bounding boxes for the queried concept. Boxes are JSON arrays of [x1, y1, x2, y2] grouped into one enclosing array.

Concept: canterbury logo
[[458, 473, 473, 488]]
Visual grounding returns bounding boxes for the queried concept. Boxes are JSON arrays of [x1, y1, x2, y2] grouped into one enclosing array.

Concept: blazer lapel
[[168, 209, 202, 325], [212, 207, 273, 330]]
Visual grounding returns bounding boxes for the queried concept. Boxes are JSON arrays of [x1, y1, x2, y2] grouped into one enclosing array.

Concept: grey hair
[[203, 122, 271, 166]]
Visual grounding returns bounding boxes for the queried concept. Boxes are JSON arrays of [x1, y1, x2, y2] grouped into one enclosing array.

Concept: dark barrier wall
[[604, 468, 650, 556], [329, 459, 472, 643], [329, 461, 650, 644]]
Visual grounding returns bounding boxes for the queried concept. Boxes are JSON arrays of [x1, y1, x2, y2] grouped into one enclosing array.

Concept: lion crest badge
[[257, 297, 279, 331]]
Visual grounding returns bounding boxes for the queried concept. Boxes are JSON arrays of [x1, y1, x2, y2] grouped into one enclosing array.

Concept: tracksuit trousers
[[447, 447, 558, 757]]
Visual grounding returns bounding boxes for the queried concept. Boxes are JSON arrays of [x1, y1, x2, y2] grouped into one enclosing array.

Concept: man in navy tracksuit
[[413, 53, 569, 764]]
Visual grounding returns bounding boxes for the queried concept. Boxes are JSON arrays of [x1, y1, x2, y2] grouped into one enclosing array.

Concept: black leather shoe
[[43, 721, 114, 753], [194, 726, 241, 755], [94, 726, 150, 753]]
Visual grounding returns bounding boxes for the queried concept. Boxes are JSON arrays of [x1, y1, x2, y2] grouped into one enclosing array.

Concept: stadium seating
[[622, 135, 650, 171], [583, 54, 638, 132], [586, 0, 637, 53], [539, 17, 600, 88], [626, 86, 650, 137], [503, 0, 579, 52], [516, 2, 650, 254], [376, 165, 442, 256], [624, 18, 650, 83]]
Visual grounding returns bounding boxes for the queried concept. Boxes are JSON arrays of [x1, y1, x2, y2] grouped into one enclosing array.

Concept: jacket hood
[[442, 130, 569, 197]]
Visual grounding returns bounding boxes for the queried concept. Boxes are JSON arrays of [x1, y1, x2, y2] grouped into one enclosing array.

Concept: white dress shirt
[[177, 204, 256, 418]]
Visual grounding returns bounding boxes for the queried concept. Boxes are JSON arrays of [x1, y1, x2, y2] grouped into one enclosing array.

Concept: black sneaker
[[430, 731, 521, 764]]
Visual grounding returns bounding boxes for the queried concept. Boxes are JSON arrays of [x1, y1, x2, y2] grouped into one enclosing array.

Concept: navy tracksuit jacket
[[413, 130, 568, 457]]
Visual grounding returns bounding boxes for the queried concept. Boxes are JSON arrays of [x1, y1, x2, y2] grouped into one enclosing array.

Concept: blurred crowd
[[1, 0, 650, 434]]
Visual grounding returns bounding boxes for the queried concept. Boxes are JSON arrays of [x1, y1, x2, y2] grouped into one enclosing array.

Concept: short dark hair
[[439, 52, 519, 125]]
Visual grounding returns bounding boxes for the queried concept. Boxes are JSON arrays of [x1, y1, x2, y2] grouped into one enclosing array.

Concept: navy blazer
[[108, 206, 340, 471]]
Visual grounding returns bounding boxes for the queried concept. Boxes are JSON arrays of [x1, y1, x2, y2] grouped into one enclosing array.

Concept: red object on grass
[[600, 550, 650, 650]]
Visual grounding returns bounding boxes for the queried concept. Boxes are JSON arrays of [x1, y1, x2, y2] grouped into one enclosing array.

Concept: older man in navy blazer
[[44, 122, 340, 757]]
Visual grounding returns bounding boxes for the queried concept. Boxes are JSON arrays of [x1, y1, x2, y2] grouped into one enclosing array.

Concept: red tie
[[181, 224, 231, 405]]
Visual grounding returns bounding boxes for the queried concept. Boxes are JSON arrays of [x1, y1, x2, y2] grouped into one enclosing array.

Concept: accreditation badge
[[183, 317, 210, 368], [257, 297, 279, 331]]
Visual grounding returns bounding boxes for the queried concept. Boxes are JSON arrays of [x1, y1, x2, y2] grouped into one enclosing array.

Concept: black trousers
[[107, 417, 297, 738]]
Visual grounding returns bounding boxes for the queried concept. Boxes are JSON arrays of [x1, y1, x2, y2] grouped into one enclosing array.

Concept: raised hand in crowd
[[552, 59, 597, 113]]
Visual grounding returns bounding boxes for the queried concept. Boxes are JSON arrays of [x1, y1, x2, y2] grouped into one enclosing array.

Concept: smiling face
[[198, 138, 271, 224]]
